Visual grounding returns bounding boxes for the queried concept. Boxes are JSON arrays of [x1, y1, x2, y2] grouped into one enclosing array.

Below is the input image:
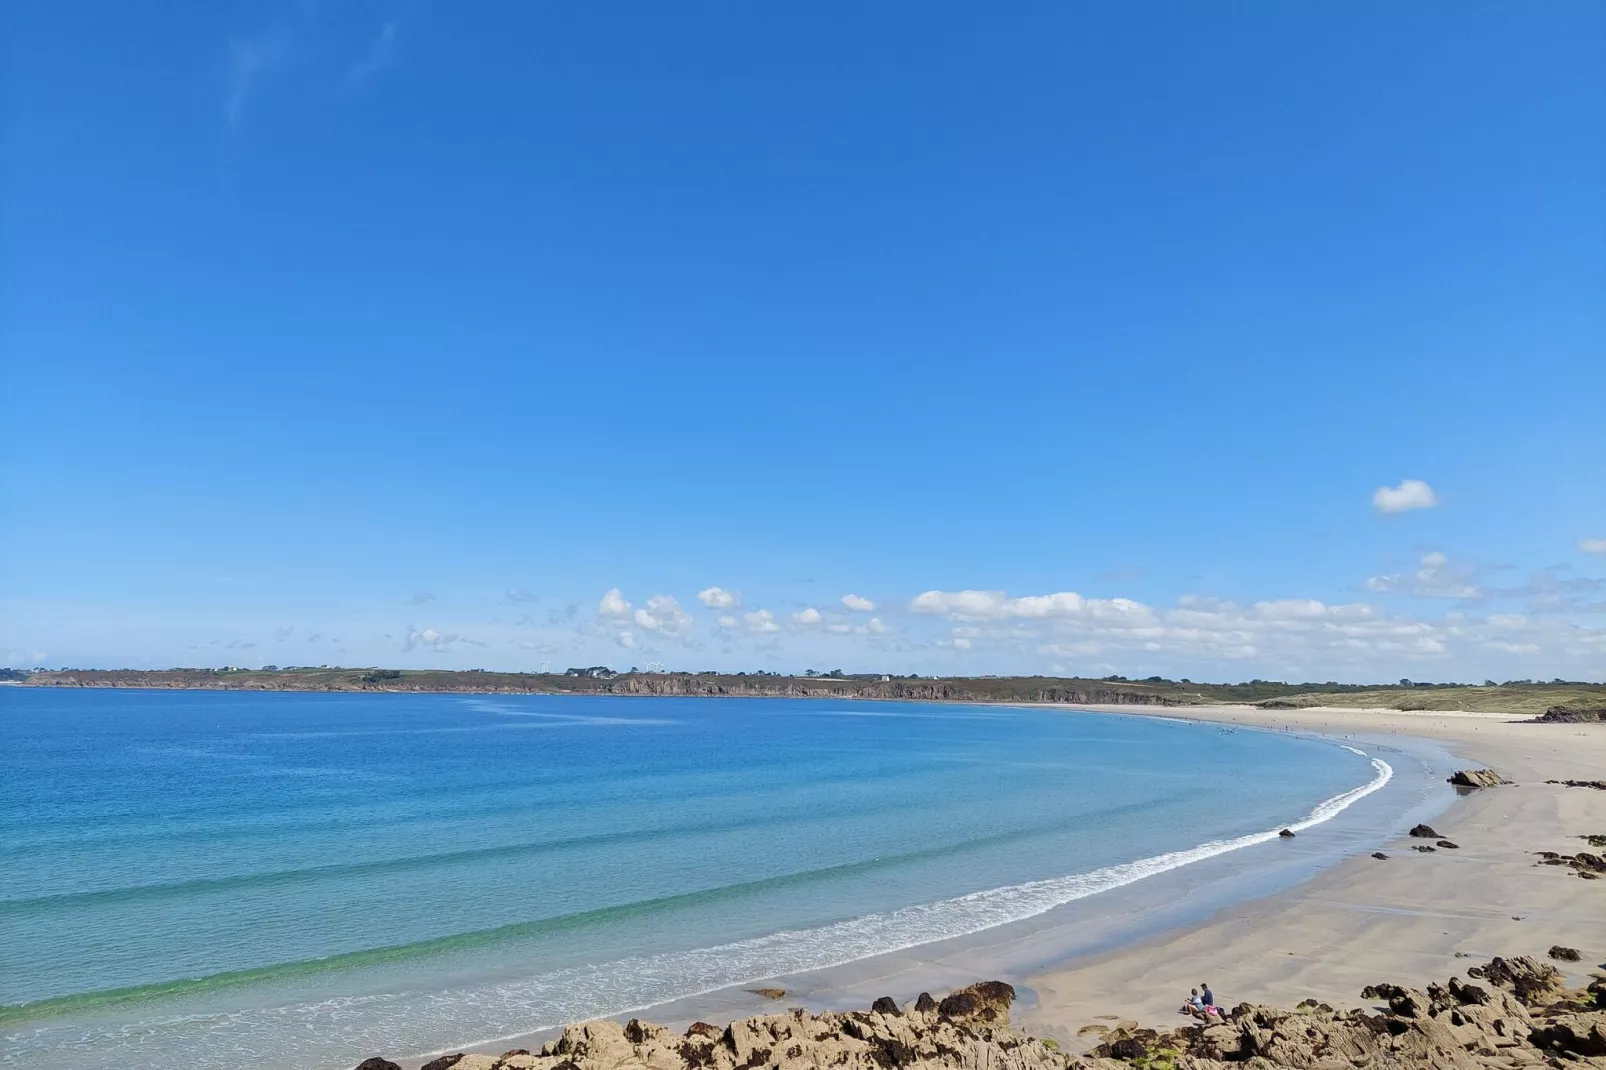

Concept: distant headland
[[7, 666, 1603, 714]]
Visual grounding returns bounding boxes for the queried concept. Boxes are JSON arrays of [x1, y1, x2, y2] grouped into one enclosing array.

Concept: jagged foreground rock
[[1085, 955, 1605, 1069], [356, 958, 1606, 1070]]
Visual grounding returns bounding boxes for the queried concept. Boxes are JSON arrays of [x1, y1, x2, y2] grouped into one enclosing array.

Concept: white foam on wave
[[5, 756, 1393, 1070]]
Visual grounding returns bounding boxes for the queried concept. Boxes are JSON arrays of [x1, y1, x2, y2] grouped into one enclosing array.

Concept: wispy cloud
[[226, 33, 290, 125], [224, 10, 406, 126], [344, 20, 399, 87]]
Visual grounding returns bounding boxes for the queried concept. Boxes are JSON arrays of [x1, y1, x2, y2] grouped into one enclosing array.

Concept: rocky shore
[[351, 956, 1604, 1070]]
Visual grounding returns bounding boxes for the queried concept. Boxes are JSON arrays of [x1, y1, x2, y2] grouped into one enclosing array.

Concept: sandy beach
[[1016, 705, 1606, 1048]]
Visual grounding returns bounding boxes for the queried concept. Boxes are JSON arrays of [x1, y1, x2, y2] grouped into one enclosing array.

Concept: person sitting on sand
[[1180, 988, 1206, 1019], [1200, 981, 1215, 1009]]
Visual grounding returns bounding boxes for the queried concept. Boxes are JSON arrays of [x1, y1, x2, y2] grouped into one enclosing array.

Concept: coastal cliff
[[355, 957, 1606, 1070], [19, 668, 1605, 713], [18, 668, 1193, 707]]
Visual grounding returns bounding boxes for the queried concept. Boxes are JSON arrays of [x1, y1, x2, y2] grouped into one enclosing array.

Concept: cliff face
[[352, 958, 1606, 1070]]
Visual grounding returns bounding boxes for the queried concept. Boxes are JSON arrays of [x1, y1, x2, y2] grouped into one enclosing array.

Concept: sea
[[0, 688, 1450, 1070]]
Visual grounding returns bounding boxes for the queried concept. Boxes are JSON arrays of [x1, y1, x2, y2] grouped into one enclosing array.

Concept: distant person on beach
[[1180, 988, 1206, 1018], [1201, 982, 1216, 1009]]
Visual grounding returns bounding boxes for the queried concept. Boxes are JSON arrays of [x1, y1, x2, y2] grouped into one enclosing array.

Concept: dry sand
[[1017, 705, 1606, 1048]]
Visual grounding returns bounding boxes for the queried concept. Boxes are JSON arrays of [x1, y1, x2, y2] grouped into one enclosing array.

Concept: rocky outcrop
[[1548, 779, 1606, 791], [1409, 824, 1441, 838], [354, 958, 1606, 1070], [1447, 769, 1510, 788], [1082, 953, 1605, 1069], [362, 982, 1062, 1070], [1528, 705, 1606, 724]]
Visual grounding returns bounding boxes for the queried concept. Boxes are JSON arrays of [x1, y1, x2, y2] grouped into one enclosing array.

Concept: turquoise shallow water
[[0, 688, 1389, 1069]]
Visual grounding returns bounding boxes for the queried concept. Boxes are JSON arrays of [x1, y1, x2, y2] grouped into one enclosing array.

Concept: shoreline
[[1014, 704, 1606, 1046], [425, 702, 1605, 1068], [407, 706, 1462, 1068], [8, 696, 1601, 1070]]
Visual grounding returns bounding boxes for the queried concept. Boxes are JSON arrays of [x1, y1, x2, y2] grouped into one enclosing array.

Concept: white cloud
[[951, 637, 972, 650], [910, 589, 1157, 624], [716, 615, 739, 630], [793, 607, 823, 625], [616, 630, 637, 650], [1372, 479, 1438, 515], [698, 586, 738, 609], [744, 609, 780, 633], [911, 590, 1007, 618], [1484, 640, 1539, 655], [402, 625, 479, 652], [1367, 553, 1483, 600], [634, 594, 693, 637], [597, 588, 632, 619], [1411, 551, 1482, 599], [1581, 539, 1606, 555], [866, 617, 887, 634], [841, 593, 876, 612]]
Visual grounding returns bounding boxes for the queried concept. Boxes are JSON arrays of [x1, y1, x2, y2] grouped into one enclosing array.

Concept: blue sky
[[3, 2, 1603, 680]]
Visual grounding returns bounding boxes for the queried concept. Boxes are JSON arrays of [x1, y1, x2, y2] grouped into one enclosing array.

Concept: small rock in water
[[1436, 840, 1460, 849], [355, 1060, 404, 1070], [749, 987, 788, 1000], [1371, 851, 1388, 859], [1279, 828, 1296, 838], [1412, 844, 1437, 852], [1548, 945, 1582, 962], [1409, 823, 1441, 838]]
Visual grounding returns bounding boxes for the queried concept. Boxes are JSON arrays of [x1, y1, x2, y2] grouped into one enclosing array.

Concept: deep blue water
[[0, 688, 1387, 1069]]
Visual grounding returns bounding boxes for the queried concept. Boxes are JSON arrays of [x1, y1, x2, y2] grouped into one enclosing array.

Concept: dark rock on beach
[[1408, 823, 1440, 838], [1278, 828, 1295, 838], [354, 1060, 404, 1070], [1549, 945, 1583, 962], [1528, 705, 1606, 724], [1372, 851, 1389, 859], [1436, 839, 1460, 849], [1412, 844, 1436, 852], [1447, 768, 1510, 788], [418, 1057, 462, 1070]]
